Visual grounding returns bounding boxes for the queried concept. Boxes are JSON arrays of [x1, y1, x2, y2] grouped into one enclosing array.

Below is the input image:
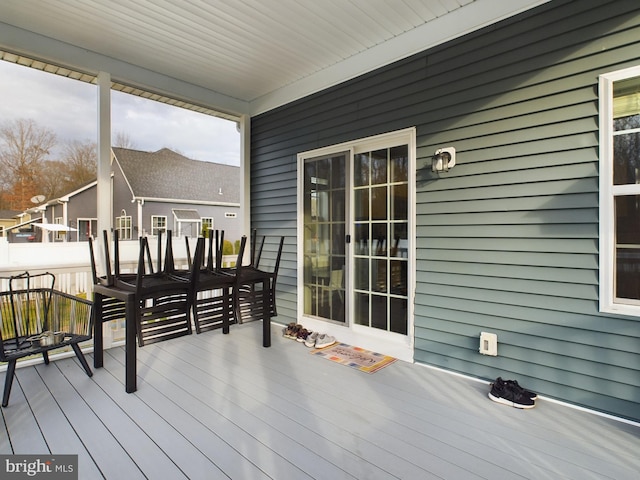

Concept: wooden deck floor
[[1, 321, 638, 479]]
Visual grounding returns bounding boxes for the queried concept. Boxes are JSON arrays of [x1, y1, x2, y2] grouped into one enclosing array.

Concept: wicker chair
[[0, 272, 93, 407]]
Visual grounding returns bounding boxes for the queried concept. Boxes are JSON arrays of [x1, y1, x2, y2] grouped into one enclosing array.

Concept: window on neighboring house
[[151, 215, 167, 236], [54, 216, 65, 241], [77, 218, 97, 241], [115, 215, 132, 240], [201, 217, 213, 236], [600, 66, 640, 315]]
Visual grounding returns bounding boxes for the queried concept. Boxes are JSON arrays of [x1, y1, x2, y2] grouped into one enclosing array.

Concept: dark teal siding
[[251, 0, 640, 421]]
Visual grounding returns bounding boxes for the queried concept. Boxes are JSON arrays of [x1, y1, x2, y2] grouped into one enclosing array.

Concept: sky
[[0, 60, 240, 165]]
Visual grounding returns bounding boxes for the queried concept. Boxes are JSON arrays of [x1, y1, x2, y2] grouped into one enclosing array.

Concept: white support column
[[136, 199, 143, 237], [97, 72, 112, 237], [62, 200, 68, 242], [239, 115, 251, 265]]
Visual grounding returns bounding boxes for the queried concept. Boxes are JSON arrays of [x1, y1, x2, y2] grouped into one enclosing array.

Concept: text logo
[[0, 455, 77, 479]]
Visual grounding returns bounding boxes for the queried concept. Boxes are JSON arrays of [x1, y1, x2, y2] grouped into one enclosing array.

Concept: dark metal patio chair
[[123, 235, 196, 346], [189, 233, 247, 334], [234, 230, 284, 324], [0, 271, 93, 407], [91, 230, 196, 347]]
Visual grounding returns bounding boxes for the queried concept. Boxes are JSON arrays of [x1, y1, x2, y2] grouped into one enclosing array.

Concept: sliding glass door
[[299, 129, 414, 349]]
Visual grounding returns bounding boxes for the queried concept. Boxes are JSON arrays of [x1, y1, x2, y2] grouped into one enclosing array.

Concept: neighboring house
[[0, 209, 20, 237], [40, 148, 241, 242], [250, 1, 640, 422], [39, 180, 97, 242], [1, 210, 42, 243]]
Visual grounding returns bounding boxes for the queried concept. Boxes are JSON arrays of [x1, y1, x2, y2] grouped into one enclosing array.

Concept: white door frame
[[297, 127, 416, 362]]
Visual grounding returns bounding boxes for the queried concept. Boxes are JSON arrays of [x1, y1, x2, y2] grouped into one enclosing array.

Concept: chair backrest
[[251, 229, 266, 267], [0, 272, 55, 360], [88, 236, 100, 285], [103, 229, 114, 285], [217, 230, 225, 271], [185, 236, 192, 269], [205, 229, 226, 272]]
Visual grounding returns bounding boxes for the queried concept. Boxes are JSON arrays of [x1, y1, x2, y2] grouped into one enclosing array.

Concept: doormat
[[310, 343, 397, 374]]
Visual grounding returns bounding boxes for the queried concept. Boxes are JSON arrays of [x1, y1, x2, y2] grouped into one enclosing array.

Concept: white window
[[115, 215, 132, 240], [201, 217, 213, 238], [599, 65, 640, 315], [77, 218, 97, 241], [151, 215, 167, 236], [54, 216, 65, 241]]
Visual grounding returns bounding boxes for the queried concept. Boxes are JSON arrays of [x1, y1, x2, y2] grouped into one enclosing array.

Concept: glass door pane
[[303, 153, 347, 323], [353, 145, 408, 334]]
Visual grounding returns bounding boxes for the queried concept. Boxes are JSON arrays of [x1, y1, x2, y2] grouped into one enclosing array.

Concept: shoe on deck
[[314, 334, 337, 349], [488, 377, 536, 409], [505, 379, 537, 400], [304, 331, 319, 348]]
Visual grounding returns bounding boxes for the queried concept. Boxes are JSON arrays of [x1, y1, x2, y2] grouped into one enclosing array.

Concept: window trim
[[151, 215, 167, 236], [54, 216, 65, 241], [599, 64, 640, 316], [115, 215, 132, 240]]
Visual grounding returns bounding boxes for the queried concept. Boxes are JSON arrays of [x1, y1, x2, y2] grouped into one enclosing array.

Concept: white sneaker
[[314, 334, 336, 349], [304, 331, 319, 348]]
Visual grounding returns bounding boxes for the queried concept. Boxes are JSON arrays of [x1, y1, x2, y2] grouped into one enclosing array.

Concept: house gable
[[112, 147, 240, 204]]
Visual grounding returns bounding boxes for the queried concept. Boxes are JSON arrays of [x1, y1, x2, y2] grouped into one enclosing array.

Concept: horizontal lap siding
[[251, 0, 640, 421]]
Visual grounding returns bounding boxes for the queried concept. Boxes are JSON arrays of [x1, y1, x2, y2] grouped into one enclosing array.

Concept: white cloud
[[0, 60, 240, 165]]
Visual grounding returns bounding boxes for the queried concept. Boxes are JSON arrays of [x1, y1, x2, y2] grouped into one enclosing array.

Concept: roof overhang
[[0, 0, 550, 118]]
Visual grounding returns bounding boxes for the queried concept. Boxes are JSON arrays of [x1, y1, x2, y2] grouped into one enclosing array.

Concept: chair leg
[[222, 286, 230, 334], [71, 344, 93, 377], [2, 360, 17, 407], [43, 351, 50, 365]]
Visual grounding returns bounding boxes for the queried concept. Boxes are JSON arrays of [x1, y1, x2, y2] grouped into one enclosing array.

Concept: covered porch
[[2, 321, 637, 480]]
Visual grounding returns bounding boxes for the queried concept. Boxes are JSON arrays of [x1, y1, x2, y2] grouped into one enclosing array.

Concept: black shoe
[[505, 379, 537, 400], [489, 377, 536, 409]]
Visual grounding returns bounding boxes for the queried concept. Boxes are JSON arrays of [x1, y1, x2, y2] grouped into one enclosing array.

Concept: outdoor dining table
[[90, 231, 274, 394], [92, 279, 271, 394]]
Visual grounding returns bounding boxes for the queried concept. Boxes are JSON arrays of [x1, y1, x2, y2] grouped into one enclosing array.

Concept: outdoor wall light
[[432, 147, 456, 172]]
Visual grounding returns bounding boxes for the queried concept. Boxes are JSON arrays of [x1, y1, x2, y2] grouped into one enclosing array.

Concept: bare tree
[[113, 130, 137, 149], [62, 139, 97, 186], [39, 160, 70, 200], [0, 119, 56, 210]]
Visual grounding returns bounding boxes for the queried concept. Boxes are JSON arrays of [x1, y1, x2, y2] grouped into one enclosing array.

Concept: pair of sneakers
[[283, 323, 305, 340], [282, 323, 337, 348], [303, 331, 336, 349], [488, 377, 537, 409]]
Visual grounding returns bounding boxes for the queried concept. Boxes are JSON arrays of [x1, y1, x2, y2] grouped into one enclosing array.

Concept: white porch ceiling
[[0, 0, 549, 116]]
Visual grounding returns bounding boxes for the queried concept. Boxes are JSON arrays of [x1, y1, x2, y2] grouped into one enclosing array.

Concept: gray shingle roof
[[172, 209, 201, 220], [112, 147, 240, 203], [0, 209, 21, 219]]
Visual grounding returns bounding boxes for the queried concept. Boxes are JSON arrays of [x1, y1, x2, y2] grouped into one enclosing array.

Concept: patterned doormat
[[310, 343, 397, 374]]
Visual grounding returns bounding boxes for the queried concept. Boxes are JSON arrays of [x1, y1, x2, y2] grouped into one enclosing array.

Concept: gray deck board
[[88, 355, 228, 480], [33, 359, 145, 479], [4, 371, 49, 453], [0, 322, 638, 480], [17, 366, 103, 478]]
